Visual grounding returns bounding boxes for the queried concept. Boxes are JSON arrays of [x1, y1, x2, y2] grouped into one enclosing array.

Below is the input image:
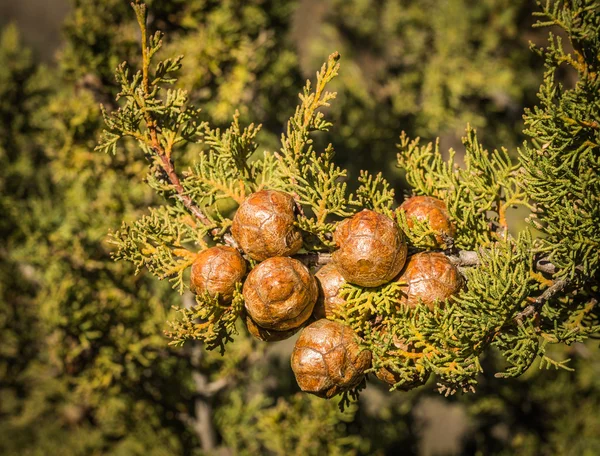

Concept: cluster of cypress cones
[[190, 190, 463, 397]]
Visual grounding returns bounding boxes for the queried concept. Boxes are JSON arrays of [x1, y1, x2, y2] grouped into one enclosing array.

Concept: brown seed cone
[[396, 252, 463, 310], [291, 319, 372, 398], [313, 263, 347, 320], [190, 246, 247, 302], [332, 209, 407, 287], [243, 257, 317, 331], [231, 190, 303, 261], [399, 195, 455, 246], [244, 313, 300, 342]]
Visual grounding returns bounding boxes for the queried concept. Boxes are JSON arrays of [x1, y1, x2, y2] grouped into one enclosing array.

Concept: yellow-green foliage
[[102, 0, 599, 400], [2, 1, 600, 455]]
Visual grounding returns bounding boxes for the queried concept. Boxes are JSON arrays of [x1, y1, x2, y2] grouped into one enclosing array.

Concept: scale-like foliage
[[98, 0, 600, 407], [342, 232, 537, 393], [349, 171, 396, 215], [3, 0, 600, 454], [270, 54, 355, 247], [166, 287, 245, 352], [521, 0, 600, 283], [110, 206, 206, 293]]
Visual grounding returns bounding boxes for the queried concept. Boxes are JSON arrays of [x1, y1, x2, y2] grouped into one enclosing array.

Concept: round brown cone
[[291, 319, 372, 398], [231, 190, 303, 261], [243, 257, 317, 331], [399, 195, 455, 246], [396, 252, 463, 310], [190, 246, 246, 302], [332, 209, 407, 287]]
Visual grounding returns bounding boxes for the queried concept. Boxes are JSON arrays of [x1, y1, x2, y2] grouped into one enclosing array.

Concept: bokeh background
[[1, 1, 598, 455]]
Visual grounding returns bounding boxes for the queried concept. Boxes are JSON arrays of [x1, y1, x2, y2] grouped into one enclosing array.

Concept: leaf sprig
[[166, 286, 245, 353], [99, 1, 600, 398]]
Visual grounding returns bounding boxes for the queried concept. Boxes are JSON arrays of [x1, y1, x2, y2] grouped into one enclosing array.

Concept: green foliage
[[521, 0, 600, 282], [349, 171, 396, 216], [100, 0, 600, 400], [345, 233, 538, 393], [0, 13, 204, 456], [0, 25, 50, 454], [271, 52, 355, 245], [337, 280, 405, 334], [166, 287, 245, 351], [188, 111, 261, 205], [517, 0, 600, 376], [217, 391, 365, 456], [384, 1, 598, 397], [160, 0, 298, 128], [395, 209, 443, 251], [3, 0, 600, 455], [111, 206, 206, 292]]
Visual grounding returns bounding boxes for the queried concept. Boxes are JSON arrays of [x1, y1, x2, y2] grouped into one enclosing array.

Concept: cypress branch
[[98, 0, 600, 398]]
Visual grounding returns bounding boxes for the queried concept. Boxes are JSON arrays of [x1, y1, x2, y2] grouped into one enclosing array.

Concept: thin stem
[[133, 2, 149, 94], [131, 2, 238, 248], [297, 248, 559, 277], [515, 278, 568, 322], [497, 196, 508, 233]]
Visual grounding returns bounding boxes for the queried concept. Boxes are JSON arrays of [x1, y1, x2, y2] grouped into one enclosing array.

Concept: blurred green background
[[1, 1, 598, 455]]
